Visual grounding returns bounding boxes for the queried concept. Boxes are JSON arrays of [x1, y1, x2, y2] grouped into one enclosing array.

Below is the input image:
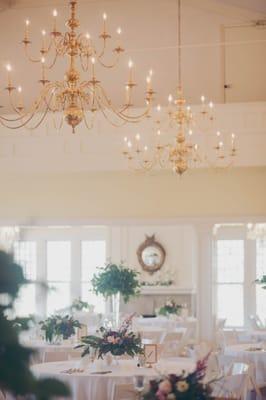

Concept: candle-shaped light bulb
[[231, 133, 235, 140], [156, 104, 161, 112], [128, 59, 133, 83], [24, 19, 30, 43], [103, 12, 107, 20], [219, 141, 223, 148], [149, 69, 153, 77], [168, 94, 173, 104], [135, 133, 140, 141], [6, 64, 12, 88], [102, 12, 107, 33], [91, 57, 96, 64], [157, 129, 161, 136], [85, 32, 91, 40], [194, 144, 198, 150], [124, 136, 128, 142], [216, 131, 221, 137], [128, 59, 133, 69], [41, 56, 45, 64], [201, 95, 205, 104], [52, 9, 58, 32], [117, 27, 122, 35], [17, 86, 22, 93], [127, 140, 132, 148], [144, 145, 148, 151], [209, 101, 214, 109], [189, 129, 193, 136], [187, 105, 191, 111], [41, 29, 46, 36]]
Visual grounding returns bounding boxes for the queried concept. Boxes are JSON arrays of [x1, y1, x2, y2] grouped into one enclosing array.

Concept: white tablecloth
[[250, 330, 266, 342], [32, 358, 195, 400], [224, 343, 266, 385], [23, 340, 82, 363]]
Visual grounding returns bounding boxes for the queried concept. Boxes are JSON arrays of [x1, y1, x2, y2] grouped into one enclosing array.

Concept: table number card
[[144, 344, 157, 365]]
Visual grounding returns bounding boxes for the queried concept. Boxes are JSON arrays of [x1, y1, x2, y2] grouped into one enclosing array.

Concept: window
[[256, 239, 266, 323], [81, 240, 106, 313], [46, 241, 71, 315], [13, 241, 37, 316], [215, 240, 244, 327]]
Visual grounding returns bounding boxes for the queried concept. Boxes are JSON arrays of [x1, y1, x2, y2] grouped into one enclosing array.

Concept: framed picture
[[144, 344, 157, 364]]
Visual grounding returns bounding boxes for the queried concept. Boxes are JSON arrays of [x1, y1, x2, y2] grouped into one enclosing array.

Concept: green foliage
[[157, 300, 182, 316], [11, 315, 35, 334], [39, 315, 81, 343], [255, 275, 266, 289], [91, 263, 140, 303], [77, 316, 143, 359], [0, 250, 70, 399], [71, 298, 92, 312]]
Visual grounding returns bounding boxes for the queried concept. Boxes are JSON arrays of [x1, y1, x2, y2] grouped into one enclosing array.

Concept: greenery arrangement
[[11, 315, 35, 334], [77, 315, 143, 359], [141, 280, 174, 287], [70, 298, 93, 312], [0, 250, 69, 399], [157, 299, 182, 316], [91, 262, 140, 303], [255, 275, 266, 289], [143, 358, 211, 400], [39, 315, 81, 343]]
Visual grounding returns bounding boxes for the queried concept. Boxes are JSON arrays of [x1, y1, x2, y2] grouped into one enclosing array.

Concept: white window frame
[[18, 226, 109, 317]]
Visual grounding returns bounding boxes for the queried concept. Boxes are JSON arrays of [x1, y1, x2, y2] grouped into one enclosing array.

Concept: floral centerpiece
[[39, 315, 81, 344], [70, 298, 94, 312], [92, 262, 140, 326], [157, 300, 182, 316], [255, 275, 266, 289], [77, 315, 143, 360], [143, 358, 211, 400]]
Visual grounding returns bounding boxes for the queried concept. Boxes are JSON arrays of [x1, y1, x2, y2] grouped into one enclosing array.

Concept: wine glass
[[133, 375, 145, 399]]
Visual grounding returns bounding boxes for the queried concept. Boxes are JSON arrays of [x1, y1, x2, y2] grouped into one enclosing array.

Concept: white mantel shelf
[[140, 286, 196, 295]]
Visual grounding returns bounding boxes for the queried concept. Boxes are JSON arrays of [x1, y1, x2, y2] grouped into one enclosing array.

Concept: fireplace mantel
[[140, 286, 196, 295]]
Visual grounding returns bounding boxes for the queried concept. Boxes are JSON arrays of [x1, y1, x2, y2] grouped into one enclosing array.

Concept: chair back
[[43, 351, 68, 363], [112, 384, 137, 400]]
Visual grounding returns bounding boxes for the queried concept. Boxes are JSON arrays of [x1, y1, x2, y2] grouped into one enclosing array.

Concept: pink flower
[[156, 390, 167, 400], [107, 336, 115, 343], [158, 379, 172, 394]]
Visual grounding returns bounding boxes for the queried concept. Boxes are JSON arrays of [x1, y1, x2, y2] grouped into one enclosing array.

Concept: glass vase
[[110, 292, 120, 329]]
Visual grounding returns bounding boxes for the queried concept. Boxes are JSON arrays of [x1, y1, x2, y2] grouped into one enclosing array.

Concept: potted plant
[[92, 263, 140, 327], [77, 315, 142, 365], [39, 315, 81, 344], [70, 298, 94, 313], [255, 275, 266, 289], [157, 299, 182, 317], [0, 250, 69, 399]]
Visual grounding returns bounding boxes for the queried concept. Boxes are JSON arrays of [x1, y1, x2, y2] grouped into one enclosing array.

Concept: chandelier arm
[[96, 53, 120, 69], [79, 54, 90, 72]]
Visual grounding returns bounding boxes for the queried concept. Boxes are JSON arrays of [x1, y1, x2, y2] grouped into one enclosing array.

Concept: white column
[[36, 239, 47, 318], [71, 238, 81, 301], [195, 223, 215, 342]]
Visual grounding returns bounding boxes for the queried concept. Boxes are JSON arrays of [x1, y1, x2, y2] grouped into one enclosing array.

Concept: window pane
[[217, 284, 244, 327], [81, 241, 106, 282], [47, 241, 71, 281], [216, 240, 244, 283], [14, 283, 36, 317], [81, 283, 105, 314], [256, 239, 266, 322], [81, 241, 106, 313], [13, 241, 37, 280], [47, 283, 70, 315]]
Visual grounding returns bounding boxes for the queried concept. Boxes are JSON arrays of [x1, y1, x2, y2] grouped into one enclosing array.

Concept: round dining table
[[224, 343, 266, 386], [32, 357, 195, 400]]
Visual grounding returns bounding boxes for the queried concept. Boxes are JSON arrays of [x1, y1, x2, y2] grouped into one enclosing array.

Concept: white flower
[[176, 380, 189, 392]]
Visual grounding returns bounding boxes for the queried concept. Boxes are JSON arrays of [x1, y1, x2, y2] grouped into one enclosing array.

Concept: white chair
[[140, 330, 164, 344], [211, 362, 262, 400], [43, 351, 69, 363], [113, 383, 148, 400]]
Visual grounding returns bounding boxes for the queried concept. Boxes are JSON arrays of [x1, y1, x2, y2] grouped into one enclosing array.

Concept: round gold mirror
[[137, 235, 166, 274]]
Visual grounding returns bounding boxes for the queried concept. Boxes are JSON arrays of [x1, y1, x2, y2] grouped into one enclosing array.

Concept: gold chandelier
[[1, 0, 155, 133], [122, 0, 237, 175]]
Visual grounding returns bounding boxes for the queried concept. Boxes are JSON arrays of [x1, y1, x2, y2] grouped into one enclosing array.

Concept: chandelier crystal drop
[[1, 0, 155, 133], [122, 0, 237, 175]]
